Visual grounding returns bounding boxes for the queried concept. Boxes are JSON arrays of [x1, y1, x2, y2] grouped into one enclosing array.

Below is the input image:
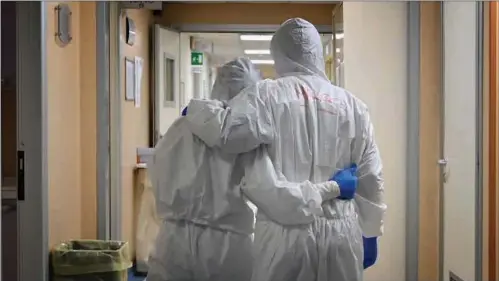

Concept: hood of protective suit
[[211, 57, 261, 102], [271, 18, 328, 80]]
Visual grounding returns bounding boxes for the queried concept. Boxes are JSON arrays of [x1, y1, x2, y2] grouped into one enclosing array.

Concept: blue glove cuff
[[363, 236, 378, 269]]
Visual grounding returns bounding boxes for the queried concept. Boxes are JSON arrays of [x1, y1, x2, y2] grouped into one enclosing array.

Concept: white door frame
[[152, 24, 182, 145], [109, 1, 123, 240], [171, 23, 332, 33], [16, 2, 49, 280], [97, 1, 124, 242], [96, 1, 112, 241], [96, 1, 125, 242], [1, 2, 3, 278], [96, 1, 127, 243], [475, 3, 485, 281], [405, 3, 421, 281]]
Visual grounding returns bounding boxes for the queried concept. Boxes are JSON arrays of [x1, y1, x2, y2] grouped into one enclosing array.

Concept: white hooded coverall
[[184, 19, 387, 281], [146, 57, 340, 281]]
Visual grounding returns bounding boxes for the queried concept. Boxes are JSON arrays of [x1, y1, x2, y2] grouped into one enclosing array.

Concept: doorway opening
[[1, 1, 18, 280]]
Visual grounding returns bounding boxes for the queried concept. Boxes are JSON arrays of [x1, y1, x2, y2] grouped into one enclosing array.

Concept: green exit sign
[[191, 52, 204, 66]]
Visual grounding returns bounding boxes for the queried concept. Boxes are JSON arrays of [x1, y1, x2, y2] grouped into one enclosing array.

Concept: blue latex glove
[[330, 163, 358, 200], [181, 107, 188, 116], [363, 236, 378, 269]]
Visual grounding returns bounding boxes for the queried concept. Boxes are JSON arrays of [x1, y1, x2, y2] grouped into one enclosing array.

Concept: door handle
[[437, 159, 448, 165], [17, 150, 25, 201], [438, 158, 450, 183]]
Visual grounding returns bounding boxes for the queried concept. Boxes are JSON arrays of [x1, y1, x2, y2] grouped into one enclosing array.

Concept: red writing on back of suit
[[299, 86, 335, 105]]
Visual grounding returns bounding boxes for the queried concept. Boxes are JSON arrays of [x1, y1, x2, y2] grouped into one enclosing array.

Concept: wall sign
[[191, 52, 204, 73], [125, 58, 135, 101]]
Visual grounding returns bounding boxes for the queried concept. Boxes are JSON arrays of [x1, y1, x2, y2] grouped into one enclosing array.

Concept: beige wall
[[46, 1, 82, 246], [45, 1, 97, 246], [418, 3, 442, 281], [44, 2, 152, 252], [80, 1, 98, 240], [120, 9, 152, 255], [159, 3, 335, 26], [343, 3, 407, 281]]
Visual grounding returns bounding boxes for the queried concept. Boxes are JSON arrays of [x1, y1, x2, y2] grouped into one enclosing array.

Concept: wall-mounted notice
[[134, 56, 144, 108], [125, 58, 135, 101]]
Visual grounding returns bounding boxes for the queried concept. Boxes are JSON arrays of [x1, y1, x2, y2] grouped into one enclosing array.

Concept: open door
[[441, 2, 482, 281], [153, 24, 181, 145]]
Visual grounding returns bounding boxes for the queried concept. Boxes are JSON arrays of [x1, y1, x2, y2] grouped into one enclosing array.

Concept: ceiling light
[[240, 35, 273, 41], [334, 33, 344, 40], [336, 48, 341, 53], [251, 59, 274, 65], [244, 49, 271, 55]]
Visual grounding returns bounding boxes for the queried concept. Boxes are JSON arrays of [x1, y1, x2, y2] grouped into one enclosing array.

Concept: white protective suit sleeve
[[239, 148, 340, 225], [353, 107, 387, 238], [185, 82, 274, 154]]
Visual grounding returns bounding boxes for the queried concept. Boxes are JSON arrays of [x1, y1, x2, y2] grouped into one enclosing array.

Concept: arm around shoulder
[[185, 83, 275, 154]]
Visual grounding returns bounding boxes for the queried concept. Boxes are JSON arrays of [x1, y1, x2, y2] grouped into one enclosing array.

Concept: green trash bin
[[51, 240, 133, 281]]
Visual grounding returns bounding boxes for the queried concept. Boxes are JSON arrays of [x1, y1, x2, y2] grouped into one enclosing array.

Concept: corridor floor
[[128, 269, 146, 281]]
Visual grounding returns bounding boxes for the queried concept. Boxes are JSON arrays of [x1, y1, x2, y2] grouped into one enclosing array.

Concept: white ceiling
[[188, 32, 332, 67]]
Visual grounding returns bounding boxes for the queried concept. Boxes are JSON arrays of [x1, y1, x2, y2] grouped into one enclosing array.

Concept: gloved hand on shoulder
[[181, 107, 188, 116], [363, 236, 378, 269], [330, 163, 358, 200]]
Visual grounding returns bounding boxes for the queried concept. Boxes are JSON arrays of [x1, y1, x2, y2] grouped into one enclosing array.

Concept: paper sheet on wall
[[134, 56, 144, 108]]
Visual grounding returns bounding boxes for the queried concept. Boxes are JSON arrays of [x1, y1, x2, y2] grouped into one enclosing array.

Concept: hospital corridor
[[1, 1, 498, 281]]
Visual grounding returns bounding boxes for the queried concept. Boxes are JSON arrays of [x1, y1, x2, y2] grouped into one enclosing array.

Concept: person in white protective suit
[[183, 18, 387, 281], [146, 57, 346, 281]]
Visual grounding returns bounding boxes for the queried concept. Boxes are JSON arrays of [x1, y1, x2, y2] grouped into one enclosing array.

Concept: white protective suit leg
[[315, 204, 363, 281], [251, 220, 318, 281], [251, 201, 363, 281], [147, 220, 253, 281]]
